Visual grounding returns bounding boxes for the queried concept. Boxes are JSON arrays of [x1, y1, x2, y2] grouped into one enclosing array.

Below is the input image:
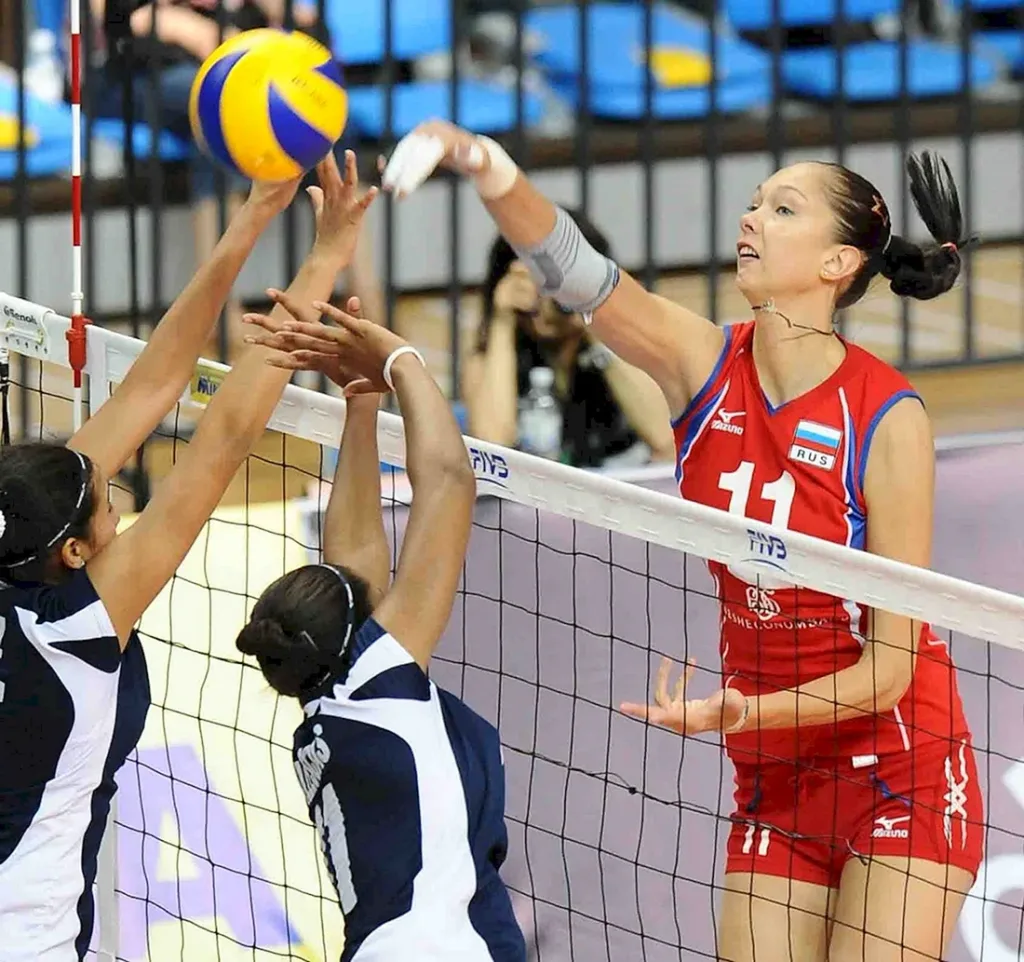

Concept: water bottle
[[518, 367, 562, 460], [24, 30, 65, 104]]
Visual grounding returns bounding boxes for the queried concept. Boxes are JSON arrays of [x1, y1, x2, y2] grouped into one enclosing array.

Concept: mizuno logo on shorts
[[872, 815, 910, 839]]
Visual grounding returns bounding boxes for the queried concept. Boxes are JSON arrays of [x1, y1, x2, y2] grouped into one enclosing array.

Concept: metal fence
[[3, 0, 1024, 406]]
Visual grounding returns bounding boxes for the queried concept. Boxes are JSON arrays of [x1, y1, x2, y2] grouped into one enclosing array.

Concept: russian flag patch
[[789, 419, 842, 471]]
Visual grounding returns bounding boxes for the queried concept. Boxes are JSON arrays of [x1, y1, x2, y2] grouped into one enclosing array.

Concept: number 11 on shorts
[[741, 824, 771, 856]]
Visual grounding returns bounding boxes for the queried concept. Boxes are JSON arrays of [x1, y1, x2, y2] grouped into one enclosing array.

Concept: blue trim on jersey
[[302, 715, 423, 962], [670, 324, 734, 430], [350, 663, 431, 702], [437, 689, 525, 962], [348, 617, 386, 666], [19, 569, 109, 625], [675, 382, 729, 485], [854, 390, 921, 501], [74, 632, 150, 959], [0, 623, 74, 865], [841, 403, 867, 551], [51, 636, 120, 672]]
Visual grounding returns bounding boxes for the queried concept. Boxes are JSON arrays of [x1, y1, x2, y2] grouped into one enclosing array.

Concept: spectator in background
[[87, 0, 383, 358], [464, 213, 675, 469]]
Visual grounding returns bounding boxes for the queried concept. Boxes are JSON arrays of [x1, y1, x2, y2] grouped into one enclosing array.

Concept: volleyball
[[188, 29, 348, 182]]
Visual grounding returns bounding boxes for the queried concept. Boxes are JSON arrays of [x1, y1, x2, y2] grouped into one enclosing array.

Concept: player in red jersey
[[380, 123, 980, 962]]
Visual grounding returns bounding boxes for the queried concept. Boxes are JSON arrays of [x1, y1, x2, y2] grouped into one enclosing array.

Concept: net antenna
[[66, 0, 88, 431]]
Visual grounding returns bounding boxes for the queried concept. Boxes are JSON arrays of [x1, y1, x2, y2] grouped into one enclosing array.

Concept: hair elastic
[[3, 449, 90, 569], [941, 242, 958, 253]]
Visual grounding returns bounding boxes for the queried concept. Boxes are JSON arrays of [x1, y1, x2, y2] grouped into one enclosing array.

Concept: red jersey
[[673, 321, 971, 764]]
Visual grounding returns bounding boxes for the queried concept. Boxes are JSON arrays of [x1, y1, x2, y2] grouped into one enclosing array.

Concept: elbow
[[861, 656, 914, 714]]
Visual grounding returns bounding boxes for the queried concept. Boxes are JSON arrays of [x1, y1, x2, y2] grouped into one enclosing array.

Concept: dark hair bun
[[236, 619, 326, 698], [880, 234, 960, 301], [880, 152, 974, 302]]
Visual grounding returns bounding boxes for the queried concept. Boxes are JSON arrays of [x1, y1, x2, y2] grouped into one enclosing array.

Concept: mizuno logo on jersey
[[711, 409, 745, 435], [872, 815, 910, 839], [789, 419, 842, 471]]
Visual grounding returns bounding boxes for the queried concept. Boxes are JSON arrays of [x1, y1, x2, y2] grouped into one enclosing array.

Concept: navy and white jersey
[[0, 569, 150, 961], [294, 618, 525, 962]]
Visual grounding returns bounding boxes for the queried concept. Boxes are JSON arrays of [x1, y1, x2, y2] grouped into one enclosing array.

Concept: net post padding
[[2, 291, 1023, 653]]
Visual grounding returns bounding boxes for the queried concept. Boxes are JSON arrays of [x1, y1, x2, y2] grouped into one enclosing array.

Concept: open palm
[[619, 657, 747, 736]]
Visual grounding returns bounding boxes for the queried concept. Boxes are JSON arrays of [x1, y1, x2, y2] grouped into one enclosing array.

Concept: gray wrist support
[[510, 206, 621, 316]]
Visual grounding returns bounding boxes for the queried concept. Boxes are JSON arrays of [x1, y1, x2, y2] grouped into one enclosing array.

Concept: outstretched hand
[[619, 657, 748, 736], [379, 119, 490, 199], [308, 149, 378, 265], [242, 294, 409, 396]]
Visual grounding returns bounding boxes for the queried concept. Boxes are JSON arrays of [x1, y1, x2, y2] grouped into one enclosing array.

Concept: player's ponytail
[[236, 563, 373, 698], [879, 153, 972, 301], [824, 152, 973, 309], [236, 619, 329, 698]]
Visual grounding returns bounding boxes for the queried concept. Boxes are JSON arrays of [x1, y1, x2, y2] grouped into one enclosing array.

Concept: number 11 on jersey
[[719, 461, 795, 585], [719, 461, 795, 528]]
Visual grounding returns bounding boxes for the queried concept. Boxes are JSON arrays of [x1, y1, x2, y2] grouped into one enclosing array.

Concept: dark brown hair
[[822, 151, 972, 309]]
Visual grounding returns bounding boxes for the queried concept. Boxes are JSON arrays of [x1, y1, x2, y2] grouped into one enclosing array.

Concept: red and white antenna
[[66, 0, 88, 430]]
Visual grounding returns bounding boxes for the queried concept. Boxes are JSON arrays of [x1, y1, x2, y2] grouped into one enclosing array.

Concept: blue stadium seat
[[944, 0, 1024, 72], [725, 0, 897, 30], [345, 81, 546, 138], [0, 78, 191, 181], [524, 3, 771, 120], [88, 119, 192, 164], [721, 0, 1002, 100], [0, 78, 71, 179], [781, 40, 1002, 100], [32, 0, 64, 37], [325, 0, 451, 66]]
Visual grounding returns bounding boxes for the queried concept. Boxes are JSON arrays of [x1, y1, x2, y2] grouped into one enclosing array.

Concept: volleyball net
[[2, 292, 1023, 962]]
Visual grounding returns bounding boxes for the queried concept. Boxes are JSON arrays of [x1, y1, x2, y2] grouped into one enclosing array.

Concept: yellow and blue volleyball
[[188, 29, 348, 182]]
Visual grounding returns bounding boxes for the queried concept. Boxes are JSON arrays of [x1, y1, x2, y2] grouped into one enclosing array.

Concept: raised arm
[[244, 303, 476, 669], [87, 154, 376, 644], [69, 180, 298, 481], [381, 121, 724, 418]]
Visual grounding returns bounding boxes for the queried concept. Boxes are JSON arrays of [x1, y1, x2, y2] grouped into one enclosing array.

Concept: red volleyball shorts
[[725, 738, 984, 888]]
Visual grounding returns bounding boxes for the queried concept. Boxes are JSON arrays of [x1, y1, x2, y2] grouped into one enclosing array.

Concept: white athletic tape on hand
[[381, 133, 446, 198], [381, 131, 517, 201]]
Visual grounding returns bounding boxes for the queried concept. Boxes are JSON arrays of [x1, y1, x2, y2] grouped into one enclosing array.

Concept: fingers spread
[[342, 148, 358, 192], [269, 287, 320, 326], [655, 656, 672, 708], [241, 312, 284, 334], [311, 300, 363, 335]]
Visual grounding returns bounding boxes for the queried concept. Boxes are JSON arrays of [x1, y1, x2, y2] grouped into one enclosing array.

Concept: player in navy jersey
[[236, 300, 525, 962], [0, 152, 375, 961], [381, 124, 979, 962]]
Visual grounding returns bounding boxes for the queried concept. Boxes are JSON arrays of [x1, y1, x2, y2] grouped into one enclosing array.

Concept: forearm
[[599, 353, 675, 459], [742, 642, 913, 733], [130, 6, 223, 59], [126, 201, 274, 402], [466, 319, 518, 446], [323, 396, 390, 593], [393, 356, 471, 486], [207, 248, 344, 455]]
